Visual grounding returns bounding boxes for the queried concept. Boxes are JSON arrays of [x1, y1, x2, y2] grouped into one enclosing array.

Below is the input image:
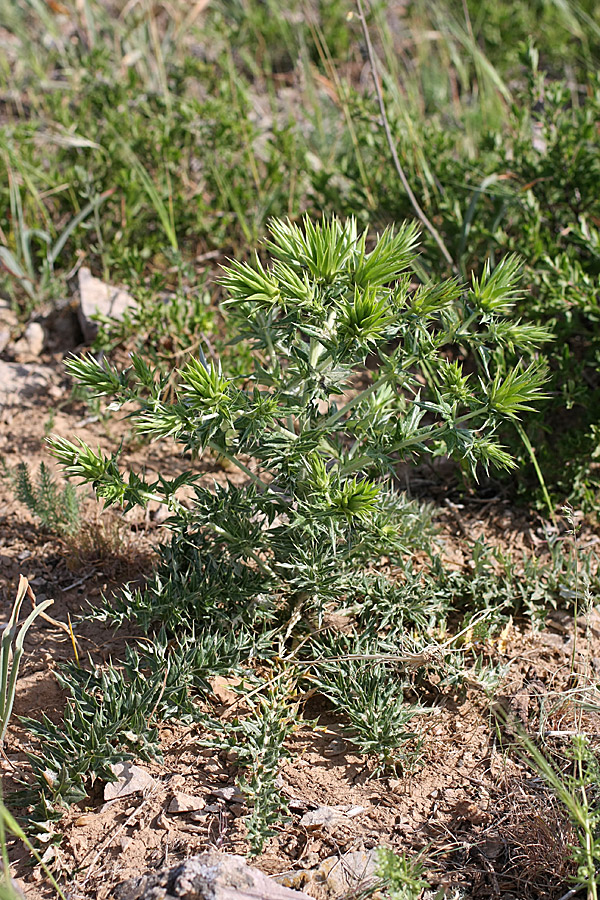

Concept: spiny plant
[[19, 625, 276, 822], [0, 790, 66, 900], [1, 461, 80, 537], [320, 37, 600, 509], [376, 847, 430, 900], [310, 633, 424, 774], [19, 648, 173, 818], [198, 678, 299, 854], [51, 215, 547, 525], [42, 215, 550, 849]]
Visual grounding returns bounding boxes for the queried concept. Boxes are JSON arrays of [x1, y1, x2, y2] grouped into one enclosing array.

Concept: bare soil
[[1, 338, 598, 900]]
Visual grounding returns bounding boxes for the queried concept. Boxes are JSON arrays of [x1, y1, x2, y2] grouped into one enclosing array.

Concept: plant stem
[[338, 404, 490, 475], [322, 377, 386, 428], [207, 441, 269, 490], [210, 522, 276, 579], [513, 421, 554, 520]]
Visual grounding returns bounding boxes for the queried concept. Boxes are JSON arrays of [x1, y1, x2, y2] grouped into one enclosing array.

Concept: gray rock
[[104, 762, 157, 801], [315, 849, 377, 895], [299, 804, 363, 830], [167, 791, 206, 814], [277, 849, 378, 896], [12, 321, 45, 360], [0, 328, 11, 354], [78, 267, 136, 342], [0, 360, 54, 407], [210, 786, 244, 803], [0, 299, 17, 352], [115, 853, 313, 900]]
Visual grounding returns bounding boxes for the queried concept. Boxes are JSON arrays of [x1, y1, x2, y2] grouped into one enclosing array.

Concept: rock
[[168, 792, 206, 814], [309, 849, 377, 895], [0, 298, 18, 327], [12, 322, 45, 360], [115, 852, 313, 900], [78, 266, 136, 342], [299, 804, 363, 830], [104, 762, 157, 801], [191, 804, 219, 818], [0, 360, 54, 408], [278, 849, 378, 896], [322, 738, 346, 757], [210, 786, 244, 803], [0, 328, 11, 354]]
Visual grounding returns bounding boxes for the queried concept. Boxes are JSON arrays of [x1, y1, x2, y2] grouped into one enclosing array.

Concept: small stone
[[300, 805, 347, 830], [323, 738, 346, 757], [74, 815, 95, 826], [0, 329, 11, 353], [210, 785, 244, 802], [191, 804, 220, 819], [104, 762, 156, 801], [12, 322, 45, 360], [345, 805, 365, 818], [167, 792, 205, 814], [317, 850, 377, 894], [0, 301, 18, 353], [78, 267, 136, 342]]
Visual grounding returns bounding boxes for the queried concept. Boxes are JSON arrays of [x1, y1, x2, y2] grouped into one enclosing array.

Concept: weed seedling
[[1, 460, 80, 536]]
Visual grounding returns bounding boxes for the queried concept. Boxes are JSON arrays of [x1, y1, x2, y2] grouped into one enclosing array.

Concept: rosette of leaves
[[49, 216, 548, 624]]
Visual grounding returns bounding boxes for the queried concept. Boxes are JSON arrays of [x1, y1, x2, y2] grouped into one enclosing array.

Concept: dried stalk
[[355, 0, 456, 270]]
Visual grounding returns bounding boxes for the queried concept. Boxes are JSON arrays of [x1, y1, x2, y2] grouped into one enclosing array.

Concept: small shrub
[[314, 653, 424, 773], [42, 216, 549, 847], [1, 461, 80, 536], [21, 651, 167, 814]]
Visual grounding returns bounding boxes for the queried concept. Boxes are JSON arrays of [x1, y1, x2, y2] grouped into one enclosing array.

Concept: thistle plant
[[50, 217, 547, 622], [42, 217, 550, 848]]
